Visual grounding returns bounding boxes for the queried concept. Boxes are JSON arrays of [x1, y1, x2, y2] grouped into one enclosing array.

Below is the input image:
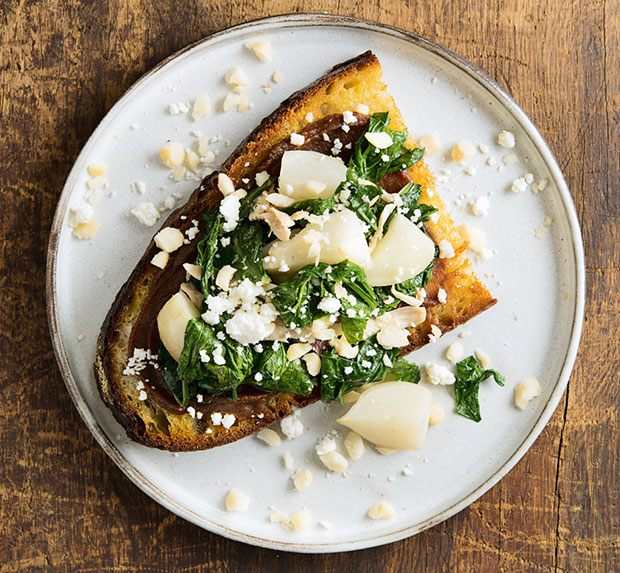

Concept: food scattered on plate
[[80, 45, 556, 532]]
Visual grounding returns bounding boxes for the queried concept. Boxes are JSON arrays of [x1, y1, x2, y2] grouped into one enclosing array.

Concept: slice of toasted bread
[[94, 51, 495, 451]]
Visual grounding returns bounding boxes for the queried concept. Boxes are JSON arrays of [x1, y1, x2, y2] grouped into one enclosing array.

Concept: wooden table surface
[[1, 0, 618, 570]]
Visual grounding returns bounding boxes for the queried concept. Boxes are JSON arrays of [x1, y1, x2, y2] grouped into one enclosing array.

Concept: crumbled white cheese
[[69, 203, 94, 226], [168, 102, 190, 115], [131, 202, 160, 227], [425, 362, 455, 385], [219, 189, 246, 232], [497, 130, 516, 148], [438, 239, 455, 259], [317, 296, 341, 314], [342, 110, 357, 124], [222, 413, 236, 429], [138, 390, 147, 401], [225, 308, 274, 345], [212, 345, 226, 365], [355, 103, 370, 114], [123, 347, 157, 376], [437, 288, 447, 303], [470, 196, 490, 216], [211, 412, 223, 426], [511, 176, 529, 193], [290, 132, 305, 146], [315, 436, 337, 456], [280, 413, 303, 440]]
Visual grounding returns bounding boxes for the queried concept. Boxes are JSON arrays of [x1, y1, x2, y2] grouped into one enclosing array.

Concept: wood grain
[[0, 0, 618, 570]]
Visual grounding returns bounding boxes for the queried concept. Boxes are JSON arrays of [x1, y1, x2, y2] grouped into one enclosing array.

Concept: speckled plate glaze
[[46, 14, 584, 553]]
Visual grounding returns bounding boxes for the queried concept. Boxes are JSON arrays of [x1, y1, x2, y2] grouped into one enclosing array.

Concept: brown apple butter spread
[[129, 113, 415, 417]]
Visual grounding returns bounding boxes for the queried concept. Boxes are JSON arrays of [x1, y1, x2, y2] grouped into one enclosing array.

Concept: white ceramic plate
[[47, 14, 584, 552]]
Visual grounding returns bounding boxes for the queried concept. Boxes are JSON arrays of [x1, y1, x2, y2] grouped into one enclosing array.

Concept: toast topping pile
[[148, 112, 441, 409], [96, 52, 499, 450]]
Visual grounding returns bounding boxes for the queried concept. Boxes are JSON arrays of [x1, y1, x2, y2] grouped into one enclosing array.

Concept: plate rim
[[46, 12, 586, 553]]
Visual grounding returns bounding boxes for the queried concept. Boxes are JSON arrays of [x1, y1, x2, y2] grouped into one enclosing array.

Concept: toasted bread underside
[[95, 51, 496, 451]]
